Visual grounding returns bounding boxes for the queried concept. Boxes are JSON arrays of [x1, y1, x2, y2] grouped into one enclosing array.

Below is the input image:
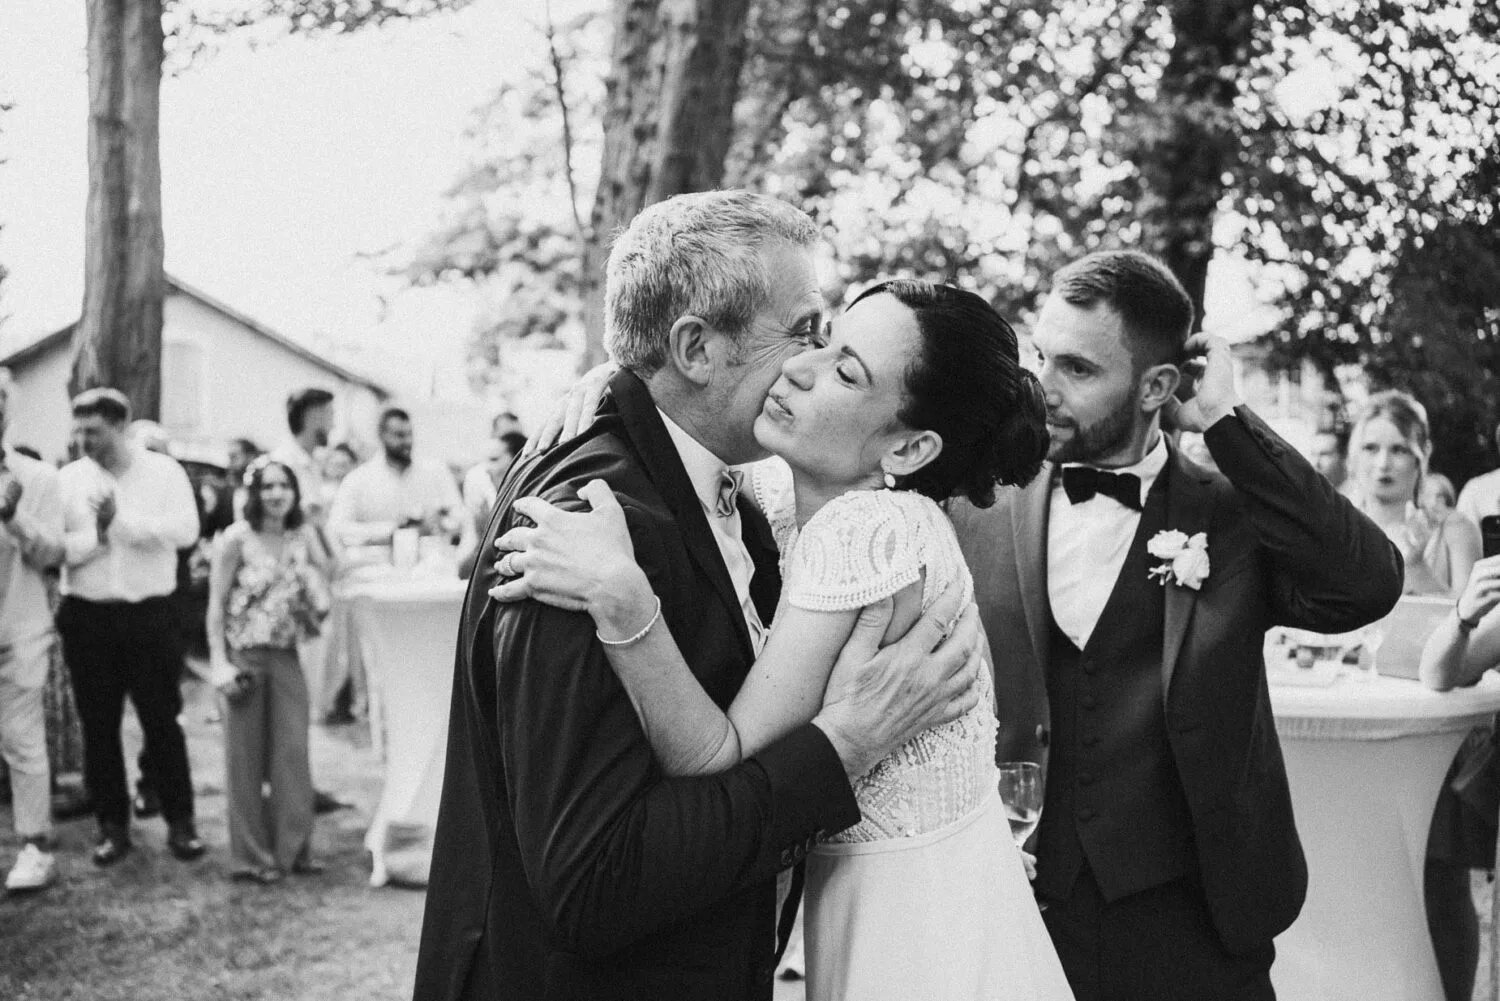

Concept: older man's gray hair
[[604, 190, 820, 374]]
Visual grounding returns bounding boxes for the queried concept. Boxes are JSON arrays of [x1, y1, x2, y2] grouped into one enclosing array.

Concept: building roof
[[0, 275, 390, 397]]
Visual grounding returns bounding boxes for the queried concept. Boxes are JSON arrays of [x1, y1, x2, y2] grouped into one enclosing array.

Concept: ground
[[11, 672, 1487, 1000], [0, 673, 809, 1001]]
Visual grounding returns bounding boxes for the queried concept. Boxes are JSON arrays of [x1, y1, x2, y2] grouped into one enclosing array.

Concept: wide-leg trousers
[[224, 646, 313, 874]]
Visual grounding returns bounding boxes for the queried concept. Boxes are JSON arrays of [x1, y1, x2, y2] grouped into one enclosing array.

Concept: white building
[[0, 275, 390, 464]]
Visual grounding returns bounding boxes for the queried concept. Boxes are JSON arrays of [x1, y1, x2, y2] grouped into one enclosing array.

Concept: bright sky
[[0, 0, 589, 397]]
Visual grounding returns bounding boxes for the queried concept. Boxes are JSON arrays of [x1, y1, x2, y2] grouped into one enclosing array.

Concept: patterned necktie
[[715, 468, 744, 519], [1060, 465, 1143, 511]]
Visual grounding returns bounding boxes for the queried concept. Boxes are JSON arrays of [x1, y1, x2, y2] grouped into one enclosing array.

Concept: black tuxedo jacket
[[413, 371, 858, 1001], [951, 407, 1403, 955]]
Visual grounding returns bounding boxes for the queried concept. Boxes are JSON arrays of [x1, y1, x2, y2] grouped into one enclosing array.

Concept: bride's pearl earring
[[883, 470, 896, 489]]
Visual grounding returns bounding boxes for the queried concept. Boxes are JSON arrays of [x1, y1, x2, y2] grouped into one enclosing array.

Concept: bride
[[491, 279, 1074, 1001]]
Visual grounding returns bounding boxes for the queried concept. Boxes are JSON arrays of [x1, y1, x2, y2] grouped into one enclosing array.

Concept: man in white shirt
[[329, 407, 469, 550], [0, 371, 66, 890], [56, 388, 206, 866], [1457, 422, 1500, 526], [951, 251, 1402, 1001], [269, 388, 335, 520], [460, 422, 526, 532]]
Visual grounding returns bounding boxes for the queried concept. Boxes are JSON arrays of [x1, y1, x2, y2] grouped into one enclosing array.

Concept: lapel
[[1013, 461, 1054, 674], [608, 370, 755, 658], [1159, 442, 1217, 704]]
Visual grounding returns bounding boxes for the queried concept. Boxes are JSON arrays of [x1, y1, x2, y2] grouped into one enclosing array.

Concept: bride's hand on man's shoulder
[[487, 479, 647, 617], [521, 362, 618, 458]]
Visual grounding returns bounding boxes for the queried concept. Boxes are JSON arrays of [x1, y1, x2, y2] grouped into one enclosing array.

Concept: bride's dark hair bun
[[850, 280, 1049, 509]]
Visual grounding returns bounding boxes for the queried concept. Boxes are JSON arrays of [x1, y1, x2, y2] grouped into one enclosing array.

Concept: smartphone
[[1482, 515, 1500, 559]]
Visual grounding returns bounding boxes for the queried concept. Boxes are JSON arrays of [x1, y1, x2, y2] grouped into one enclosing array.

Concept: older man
[[950, 250, 1403, 1000], [413, 191, 981, 1001], [57, 389, 205, 866], [0, 371, 65, 890]]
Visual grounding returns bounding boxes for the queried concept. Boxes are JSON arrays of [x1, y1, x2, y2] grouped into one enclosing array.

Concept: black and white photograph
[[0, 1, 1497, 999]]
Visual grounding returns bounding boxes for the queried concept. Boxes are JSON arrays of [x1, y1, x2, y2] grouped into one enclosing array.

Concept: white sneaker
[[5, 843, 56, 891]]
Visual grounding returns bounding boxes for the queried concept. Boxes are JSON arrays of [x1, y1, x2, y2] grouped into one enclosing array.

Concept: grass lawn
[[0, 676, 425, 1001], [0, 672, 809, 1001]]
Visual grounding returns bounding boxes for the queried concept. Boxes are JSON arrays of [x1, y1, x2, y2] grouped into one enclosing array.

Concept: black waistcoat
[[1033, 474, 1198, 903]]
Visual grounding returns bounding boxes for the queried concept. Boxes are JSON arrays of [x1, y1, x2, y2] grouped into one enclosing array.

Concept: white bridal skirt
[[805, 792, 1075, 1001]]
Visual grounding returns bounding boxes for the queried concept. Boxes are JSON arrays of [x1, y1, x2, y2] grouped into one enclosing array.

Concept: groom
[[952, 250, 1404, 1000], [414, 191, 983, 1001]]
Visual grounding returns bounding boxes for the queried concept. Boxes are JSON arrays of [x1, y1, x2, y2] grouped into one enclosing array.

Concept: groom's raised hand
[[813, 583, 984, 780], [1162, 332, 1243, 434]]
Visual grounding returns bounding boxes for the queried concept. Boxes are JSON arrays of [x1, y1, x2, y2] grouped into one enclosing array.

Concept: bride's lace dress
[[752, 458, 1073, 1001]]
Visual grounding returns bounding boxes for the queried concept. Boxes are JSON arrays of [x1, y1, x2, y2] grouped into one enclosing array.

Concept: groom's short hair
[[604, 190, 820, 375], [1052, 250, 1193, 370]]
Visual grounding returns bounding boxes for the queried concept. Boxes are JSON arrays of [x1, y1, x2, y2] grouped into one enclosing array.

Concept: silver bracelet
[[597, 595, 662, 647]]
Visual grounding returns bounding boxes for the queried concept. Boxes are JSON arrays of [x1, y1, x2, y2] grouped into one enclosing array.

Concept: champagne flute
[[997, 761, 1044, 847]]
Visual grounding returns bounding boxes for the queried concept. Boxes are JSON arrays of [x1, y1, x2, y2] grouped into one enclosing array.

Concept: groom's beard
[[1047, 397, 1136, 466]]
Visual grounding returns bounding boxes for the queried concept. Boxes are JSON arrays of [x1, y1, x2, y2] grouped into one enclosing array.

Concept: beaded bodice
[[750, 459, 999, 842]]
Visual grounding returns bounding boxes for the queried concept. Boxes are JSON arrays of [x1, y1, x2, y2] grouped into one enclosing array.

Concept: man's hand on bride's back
[[521, 362, 618, 458], [813, 582, 984, 781]]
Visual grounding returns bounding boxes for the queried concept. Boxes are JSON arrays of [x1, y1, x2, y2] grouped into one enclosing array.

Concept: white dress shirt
[[0, 449, 65, 655], [328, 455, 465, 546], [59, 447, 200, 603], [1047, 435, 1169, 650], [658, 410, 767, 653]]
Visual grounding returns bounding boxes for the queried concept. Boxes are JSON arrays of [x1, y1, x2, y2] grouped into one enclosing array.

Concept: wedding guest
[[308, 443, 362, 725], [328, 407, 468, 550], [461, 427, 526, 531], [321, 443, 358, 487], [1456, 420, 1500, 526], [0, 371, 66, 891], [1348, 391, 1481, 595], [206, 458, 332, 884], [1310, 428, 1350, 491], [1355, 390, 1490, 1000], [1419, 554, 1500, 1001], [269, 395, 350, 813], [1422, 473, 1459, 521], [270, 389, 335, 523], [57, 388, 205, 865]]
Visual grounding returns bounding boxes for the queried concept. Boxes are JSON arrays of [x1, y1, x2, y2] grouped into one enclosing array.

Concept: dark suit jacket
[[413, 371, 859, 1001], [951, 407, 1403, 955]]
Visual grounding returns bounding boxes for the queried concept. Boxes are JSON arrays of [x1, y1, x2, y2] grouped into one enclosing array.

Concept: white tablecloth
[[348, 572, 468, 887], [1270, 671, 1500, 1001]]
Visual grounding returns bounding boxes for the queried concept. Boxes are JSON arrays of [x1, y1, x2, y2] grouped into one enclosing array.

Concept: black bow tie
[[1060, 465, 1143, 511]]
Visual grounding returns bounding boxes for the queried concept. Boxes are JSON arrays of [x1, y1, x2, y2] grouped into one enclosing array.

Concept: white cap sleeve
[[784, 490, 924, 612]]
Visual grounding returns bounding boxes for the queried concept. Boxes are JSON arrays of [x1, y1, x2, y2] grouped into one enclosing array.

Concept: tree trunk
[[578, 0, 752, 370], [72, 0, 166, 419], [1132, 0, 1254, 330]]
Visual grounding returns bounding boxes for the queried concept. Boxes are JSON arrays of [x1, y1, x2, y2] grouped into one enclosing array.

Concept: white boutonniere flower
[[1147, 530, 1210, 590]]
